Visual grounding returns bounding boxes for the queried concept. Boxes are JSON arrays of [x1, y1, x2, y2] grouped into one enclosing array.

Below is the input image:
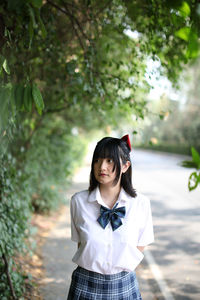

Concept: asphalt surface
[[132, 149, 200, 300], [40, 148, 200, 300]]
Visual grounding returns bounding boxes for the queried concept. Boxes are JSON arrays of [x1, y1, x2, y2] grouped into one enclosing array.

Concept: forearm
[[137, 246, 145, 252]]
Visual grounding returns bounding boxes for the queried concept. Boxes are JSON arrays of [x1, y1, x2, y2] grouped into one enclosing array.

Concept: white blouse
[[70, 186, 154, 274]]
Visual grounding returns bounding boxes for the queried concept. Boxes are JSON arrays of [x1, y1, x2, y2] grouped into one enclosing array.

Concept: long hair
[[89, 137, 137, 198]]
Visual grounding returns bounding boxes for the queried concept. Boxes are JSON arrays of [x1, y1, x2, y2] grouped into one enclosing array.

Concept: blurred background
[[0, 0, 200, 299]]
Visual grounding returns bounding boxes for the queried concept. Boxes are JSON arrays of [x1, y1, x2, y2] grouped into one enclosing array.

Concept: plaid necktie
[[97, 202, 126, 231]]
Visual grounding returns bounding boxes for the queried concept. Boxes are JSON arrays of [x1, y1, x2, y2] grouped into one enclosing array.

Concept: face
[[93, 157, 130, 187], [94, 158, 116, 186]]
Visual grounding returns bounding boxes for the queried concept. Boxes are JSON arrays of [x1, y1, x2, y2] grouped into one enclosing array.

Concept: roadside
[[22, 204, 68, 299], [38, 159, 158, 300], [132, 149, 200, 300], [24, 147, 200, 299], [38, 204, 158, 300]]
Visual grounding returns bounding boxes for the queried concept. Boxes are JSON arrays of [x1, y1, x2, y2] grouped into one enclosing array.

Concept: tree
[[1, 0, 200, 139], [1, 0, 200, 297]]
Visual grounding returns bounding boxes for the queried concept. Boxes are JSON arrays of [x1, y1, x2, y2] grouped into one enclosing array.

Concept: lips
[[99, 173, 107, 176]]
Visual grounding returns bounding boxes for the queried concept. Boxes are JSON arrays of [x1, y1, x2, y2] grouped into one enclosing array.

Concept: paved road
[[132, 149, 200, 300], [40, 148, 200, 300]]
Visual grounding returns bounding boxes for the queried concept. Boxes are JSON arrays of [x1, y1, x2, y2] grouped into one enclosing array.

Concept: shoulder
[[135, 192, 152, 215], [130, 192, 151, 209], [136, 192, 150, 202], [71, 189, 89, 205], [72, 190, 89, 201]]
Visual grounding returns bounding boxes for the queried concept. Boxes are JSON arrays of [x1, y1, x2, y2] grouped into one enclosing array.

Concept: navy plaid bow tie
[[97, 203, 126, 231]]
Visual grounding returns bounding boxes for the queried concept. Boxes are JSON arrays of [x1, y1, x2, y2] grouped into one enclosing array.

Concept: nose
[[99, 159, 107, 170]]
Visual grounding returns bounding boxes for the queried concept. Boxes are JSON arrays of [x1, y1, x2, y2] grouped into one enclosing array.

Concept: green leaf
[[32, 83, 44, 115], [149, 140, 153, 146], [10, 84, 16, 115], [35, 9, 47, 38], [31, 0, 43, 8], [28, 20, 34, 49], [191, 147, 200, 168], [181, 160, 198, 168], [0, 55, 5, 71], [3, 59, 10, 75], [188, 172, 200, 191], [38, 15, 47, 38], [159, 114, 164, 120], [23, 84, 33, 112], [175, 27, 191, 41], [28, 6, 37, 28], [179, 1, 191, 17], [14, 84, 24, 110], [0, 86, 10, 130], [186, 31, 199, 58]]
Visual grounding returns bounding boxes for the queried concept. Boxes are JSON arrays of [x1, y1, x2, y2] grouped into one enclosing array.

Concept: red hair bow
[[121, 134, 132, 151]]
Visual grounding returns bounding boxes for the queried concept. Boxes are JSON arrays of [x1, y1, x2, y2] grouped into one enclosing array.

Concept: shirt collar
[[87, 186, 103, 205], [88, 186, 130, 205], [118, 188, 130, 203]]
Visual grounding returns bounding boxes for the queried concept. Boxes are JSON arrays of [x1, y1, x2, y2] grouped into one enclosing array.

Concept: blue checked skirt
[[67, 266, 142, 300]]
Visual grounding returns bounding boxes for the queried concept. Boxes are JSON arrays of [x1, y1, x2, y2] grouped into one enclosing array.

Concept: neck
[[99, 182, 121, 206]]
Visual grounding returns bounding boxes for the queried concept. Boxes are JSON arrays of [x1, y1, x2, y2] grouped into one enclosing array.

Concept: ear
[[122, 161, 131, 173]]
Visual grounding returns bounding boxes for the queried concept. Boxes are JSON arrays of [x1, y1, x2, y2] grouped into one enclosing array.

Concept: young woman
[[67, 135, 154, 300]]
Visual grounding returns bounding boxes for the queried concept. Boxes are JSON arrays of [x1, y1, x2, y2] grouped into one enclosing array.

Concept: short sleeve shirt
[[70, 186, 154, 274]]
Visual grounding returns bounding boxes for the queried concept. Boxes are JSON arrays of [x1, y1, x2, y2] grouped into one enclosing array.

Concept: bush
[[0, 115, 87, 297], [0, 152, 32, 298], [135, 143, 192, 156], [24, 115, 87, 213]]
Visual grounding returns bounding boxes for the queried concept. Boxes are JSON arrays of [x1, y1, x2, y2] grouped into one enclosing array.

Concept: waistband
[[75, 266, 133, 281]]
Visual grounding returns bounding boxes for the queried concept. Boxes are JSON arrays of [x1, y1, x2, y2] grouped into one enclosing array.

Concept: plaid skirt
[[67, 266, 142, 300]]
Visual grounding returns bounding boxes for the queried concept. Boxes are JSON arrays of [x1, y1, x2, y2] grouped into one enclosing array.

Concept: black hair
[[89, 137, 137, 198]]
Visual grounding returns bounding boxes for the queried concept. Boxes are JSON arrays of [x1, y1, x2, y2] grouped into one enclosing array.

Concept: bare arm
[[137, 246, 145, 252]]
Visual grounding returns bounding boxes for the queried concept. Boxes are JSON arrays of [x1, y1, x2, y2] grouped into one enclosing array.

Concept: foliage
[[133, 71, 200, 154], [0, 152, 31, 298], [1, 0, 200, 132], [132, 57, 200, 191], [124, 0, 200, 83], [0, 125, 87, 297], [24, 115, 87, 213], [135, 143, 191, 156], [181, 147, 200, 191], [1, 0, 200, 297]]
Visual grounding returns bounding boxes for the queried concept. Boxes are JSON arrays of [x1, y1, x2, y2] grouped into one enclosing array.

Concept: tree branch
[[1, 253, 17, 300], [92, 0, 113, 18], [46, 0, 86, 51], [23, 116, 43, 151], [44, 105, 69, 114], [61, 1, 90, 41]]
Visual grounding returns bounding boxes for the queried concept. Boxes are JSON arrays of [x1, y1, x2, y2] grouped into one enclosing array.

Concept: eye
[[94, 159, 100, 163], [107, 158, 113, 163]]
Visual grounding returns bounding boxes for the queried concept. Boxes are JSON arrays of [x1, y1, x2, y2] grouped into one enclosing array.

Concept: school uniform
[[67, 186, 154, 300]]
